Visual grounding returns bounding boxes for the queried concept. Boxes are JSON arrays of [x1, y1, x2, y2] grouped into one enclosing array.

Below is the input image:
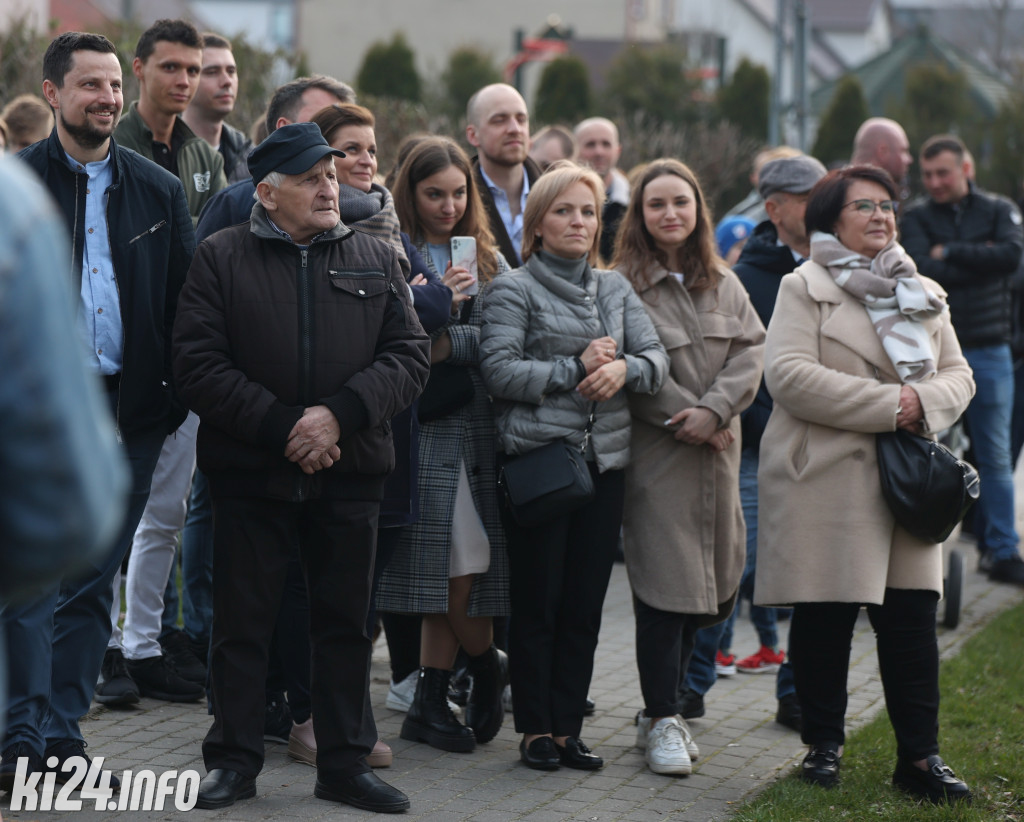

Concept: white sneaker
[[644, 716, 693, 775], [385, 671, 417, 711], [385, 670, 460, 714], [636, 711, 699, 760]]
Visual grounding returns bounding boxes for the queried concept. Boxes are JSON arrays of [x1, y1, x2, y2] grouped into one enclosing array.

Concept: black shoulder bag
[[876, 429, 980, 544]]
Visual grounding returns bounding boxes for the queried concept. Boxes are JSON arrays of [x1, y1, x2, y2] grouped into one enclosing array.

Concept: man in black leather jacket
[[901, 134, 1024, 586]]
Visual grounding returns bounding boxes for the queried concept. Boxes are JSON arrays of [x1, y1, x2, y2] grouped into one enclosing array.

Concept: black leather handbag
[[876, 429, 980, 544], [500, 406, 597, 528]]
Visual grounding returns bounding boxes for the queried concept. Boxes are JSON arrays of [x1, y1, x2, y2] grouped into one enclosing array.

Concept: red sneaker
[[736, 645, 785, 674], [715, 650, 737, 676]]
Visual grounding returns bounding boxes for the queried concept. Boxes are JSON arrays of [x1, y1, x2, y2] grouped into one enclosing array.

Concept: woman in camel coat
[[613, 159, 765, 776], [754, 165, 974, 803]]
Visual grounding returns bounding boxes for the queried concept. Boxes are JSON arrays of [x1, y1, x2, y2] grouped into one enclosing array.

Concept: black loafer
[[195, 768, 256, 809], [555, 737, 603, 770], [893, 755, 972, 804], [314, 770, 410, 813], [802, 741, 841, 787], [519, 737, 560, 770]]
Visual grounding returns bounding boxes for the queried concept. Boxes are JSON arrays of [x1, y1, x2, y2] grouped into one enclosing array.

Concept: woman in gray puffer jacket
[[480, 162, 668, 772]]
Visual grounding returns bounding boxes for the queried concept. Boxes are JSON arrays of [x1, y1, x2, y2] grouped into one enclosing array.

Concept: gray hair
[[253, 170, 285, 200]]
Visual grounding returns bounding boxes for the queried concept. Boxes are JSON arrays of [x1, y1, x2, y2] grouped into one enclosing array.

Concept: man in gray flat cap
[[682, 153, 826, 731], [173, 122, 430, 812]]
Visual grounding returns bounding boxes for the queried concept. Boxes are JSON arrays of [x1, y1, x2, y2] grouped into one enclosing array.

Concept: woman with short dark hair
[[754, 165, 974, 803]]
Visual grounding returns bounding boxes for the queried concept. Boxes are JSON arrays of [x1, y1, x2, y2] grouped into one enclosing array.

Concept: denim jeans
[[963, 345, 1019, 561], [161, 468, 214, 645], [720, 448, 777, 651], [2, 423, 165, 753]]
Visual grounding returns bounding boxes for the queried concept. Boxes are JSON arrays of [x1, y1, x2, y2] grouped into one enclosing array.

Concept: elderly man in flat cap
[[173, 122, 430, 812]]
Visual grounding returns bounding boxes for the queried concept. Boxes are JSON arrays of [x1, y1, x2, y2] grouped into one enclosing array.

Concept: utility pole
[[770, 0, 786, 144], [793, 0, 809, 150]]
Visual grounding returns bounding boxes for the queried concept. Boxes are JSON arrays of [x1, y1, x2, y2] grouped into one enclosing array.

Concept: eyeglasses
[[843, 199, 898, 216]]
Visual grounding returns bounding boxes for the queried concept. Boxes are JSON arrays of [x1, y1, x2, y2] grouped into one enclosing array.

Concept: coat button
[[358, 289, 366, 295]]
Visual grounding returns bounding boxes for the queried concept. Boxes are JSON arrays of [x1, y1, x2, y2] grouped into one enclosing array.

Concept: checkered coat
[[375, 244, 511, 617]]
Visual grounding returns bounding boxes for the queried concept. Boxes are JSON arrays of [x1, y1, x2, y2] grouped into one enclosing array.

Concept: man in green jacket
[[115, 18, 226, 224], [99, 17, 227, 708]]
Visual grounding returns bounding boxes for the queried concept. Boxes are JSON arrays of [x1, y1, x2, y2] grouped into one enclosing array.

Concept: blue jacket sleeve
[[401, 232, 452, 333]]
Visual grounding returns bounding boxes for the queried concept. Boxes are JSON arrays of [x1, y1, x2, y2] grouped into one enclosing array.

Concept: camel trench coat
[[754, 261, 975, 606], [624, 266, 765, 617]]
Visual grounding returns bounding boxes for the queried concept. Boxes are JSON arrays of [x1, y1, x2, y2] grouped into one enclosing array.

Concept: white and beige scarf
[[809, 231, 947, 383]]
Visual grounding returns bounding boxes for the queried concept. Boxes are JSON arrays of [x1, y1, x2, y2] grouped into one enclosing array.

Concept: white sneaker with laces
[[635, 711, 699, 760], [644, 716, 693, 775], [385, 670, 461, 713]]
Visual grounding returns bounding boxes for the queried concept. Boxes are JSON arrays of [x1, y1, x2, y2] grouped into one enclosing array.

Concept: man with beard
[[466, 83, 540, 266], [1, 31, 194, 790]]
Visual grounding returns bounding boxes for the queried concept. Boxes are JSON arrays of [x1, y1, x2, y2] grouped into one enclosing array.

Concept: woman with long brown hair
[[377, 137, 511, 754], [612, 158, 765, 776]]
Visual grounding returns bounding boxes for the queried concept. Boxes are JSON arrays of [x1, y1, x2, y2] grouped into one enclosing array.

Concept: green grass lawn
[[731, 600, 1024, 821]]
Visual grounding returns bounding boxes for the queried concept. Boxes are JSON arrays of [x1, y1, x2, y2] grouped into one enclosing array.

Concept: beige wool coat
[[623, 266, 766, 617], [754, 261, 975, 607]]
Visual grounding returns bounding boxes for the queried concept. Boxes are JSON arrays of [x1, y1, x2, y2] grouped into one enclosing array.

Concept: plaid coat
[[375, 244, 511, 617]]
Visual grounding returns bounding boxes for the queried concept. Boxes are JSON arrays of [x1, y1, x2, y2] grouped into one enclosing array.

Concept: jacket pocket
[[327, 269, 389, 299]]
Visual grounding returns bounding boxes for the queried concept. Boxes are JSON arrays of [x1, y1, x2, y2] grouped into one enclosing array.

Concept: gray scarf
[[337, 182, 410, 277]]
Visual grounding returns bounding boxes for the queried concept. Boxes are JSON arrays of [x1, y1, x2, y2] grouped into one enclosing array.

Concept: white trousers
[[108, 412, 198, 660]]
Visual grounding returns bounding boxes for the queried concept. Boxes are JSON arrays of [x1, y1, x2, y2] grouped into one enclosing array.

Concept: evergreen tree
[[717, 58, 770, 142], [356, 33, 422, 103], [534, 56, 591, 126], [442, 47, 501, 119], [812, 74, 869, 166], [606, 45, 702, 125], [898, 62, 971, 153]]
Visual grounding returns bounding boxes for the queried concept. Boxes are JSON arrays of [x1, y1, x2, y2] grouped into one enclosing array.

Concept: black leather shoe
[[802, 741, 841, 787], [195, 768, 256, 809], [464, 645, 508, 744], [584, 696, 596, 716], [519, 737, 560, 770], [314, 770, 410, 813], [893, 755, 972, 804], [555, 737, 603, 770]]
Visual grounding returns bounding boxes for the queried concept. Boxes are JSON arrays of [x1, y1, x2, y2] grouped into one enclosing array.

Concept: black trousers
[[633, 595, 700, 718], [503, 463, 624, 737], [203, 495, 379, 778], [790, 588, 941, 761]]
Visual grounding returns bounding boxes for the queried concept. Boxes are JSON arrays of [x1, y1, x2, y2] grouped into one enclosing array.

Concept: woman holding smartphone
[[376, 137, 511, 753], [480, 162, 668, 770], [612, 159, 764, 776]]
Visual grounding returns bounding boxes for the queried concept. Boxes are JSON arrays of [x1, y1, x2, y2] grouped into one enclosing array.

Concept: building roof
[[805, 0, 886, 32], [810, 26, 1015, 118]]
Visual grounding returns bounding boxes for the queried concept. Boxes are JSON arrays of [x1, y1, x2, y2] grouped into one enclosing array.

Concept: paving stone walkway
[[3, 531, 1020, 822]]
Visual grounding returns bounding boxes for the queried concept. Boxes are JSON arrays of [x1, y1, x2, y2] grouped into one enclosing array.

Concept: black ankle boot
[[400, 668, 476, 752], [464, 645, 508, 744]]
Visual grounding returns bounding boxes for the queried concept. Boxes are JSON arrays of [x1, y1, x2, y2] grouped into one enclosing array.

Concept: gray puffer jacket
[[480, 253, 668, 472]]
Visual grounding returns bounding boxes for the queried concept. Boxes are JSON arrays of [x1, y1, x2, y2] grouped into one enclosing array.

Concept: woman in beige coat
[[613, 159, 765, 776], [754, 166, 974, 804]]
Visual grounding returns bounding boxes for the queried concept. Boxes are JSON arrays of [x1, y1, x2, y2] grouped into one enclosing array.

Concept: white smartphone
[[450, 236, 478, 296]]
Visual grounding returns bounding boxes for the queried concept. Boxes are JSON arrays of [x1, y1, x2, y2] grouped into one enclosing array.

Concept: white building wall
[[0, 0, 48, 31]]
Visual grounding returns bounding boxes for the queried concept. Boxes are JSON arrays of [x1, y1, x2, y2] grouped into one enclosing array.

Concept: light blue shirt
[[478, 164, 530, 265], [426, 242, 451, 277], [67, 150, 122, 375]]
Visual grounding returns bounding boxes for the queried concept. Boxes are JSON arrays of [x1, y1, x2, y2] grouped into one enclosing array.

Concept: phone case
[[450, 236, 478, 295]]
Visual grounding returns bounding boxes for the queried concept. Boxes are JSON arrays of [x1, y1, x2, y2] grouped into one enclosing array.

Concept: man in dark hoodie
[[681, 154, 826, 731]]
